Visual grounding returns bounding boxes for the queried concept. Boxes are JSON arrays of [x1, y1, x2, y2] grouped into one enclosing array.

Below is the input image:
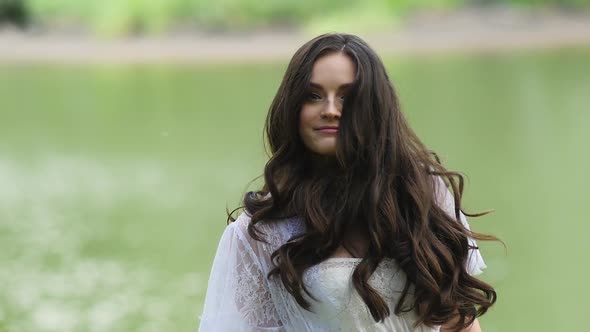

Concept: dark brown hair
[[229, 33, 498, 331]]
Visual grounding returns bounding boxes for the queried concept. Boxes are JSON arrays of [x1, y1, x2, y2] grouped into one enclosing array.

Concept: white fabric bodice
[[301, 257, 433, 332], [260, 216, 440, 332], [198, 176, 486, 331]]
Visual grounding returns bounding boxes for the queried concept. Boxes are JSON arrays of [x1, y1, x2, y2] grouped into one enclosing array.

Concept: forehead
[[310, 52, 356, 86]]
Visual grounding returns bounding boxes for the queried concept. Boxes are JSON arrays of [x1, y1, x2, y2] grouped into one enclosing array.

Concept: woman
[[198, 33, 497, 332]]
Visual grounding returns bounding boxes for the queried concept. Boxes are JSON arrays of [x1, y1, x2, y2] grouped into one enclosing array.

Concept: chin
[[314, 148, 336, 156]]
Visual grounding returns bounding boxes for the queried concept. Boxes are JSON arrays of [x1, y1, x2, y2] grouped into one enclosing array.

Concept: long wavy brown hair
[[228, 33, 498, 331]]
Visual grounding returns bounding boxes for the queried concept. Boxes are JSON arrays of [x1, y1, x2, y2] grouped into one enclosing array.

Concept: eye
[[306, 92, 322, 101]]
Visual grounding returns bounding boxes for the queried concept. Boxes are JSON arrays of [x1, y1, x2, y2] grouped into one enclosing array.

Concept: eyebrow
[[309, 82, 353, 90]]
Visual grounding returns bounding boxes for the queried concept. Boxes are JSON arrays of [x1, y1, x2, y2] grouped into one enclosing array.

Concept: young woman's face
[[299, 52, 356, 156]]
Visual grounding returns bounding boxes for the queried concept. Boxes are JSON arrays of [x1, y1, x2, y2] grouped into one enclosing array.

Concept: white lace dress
[[198, 178, 486, 332]]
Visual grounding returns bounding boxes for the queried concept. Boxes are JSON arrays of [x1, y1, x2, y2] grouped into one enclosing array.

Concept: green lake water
[[0, 47, 589, 331]]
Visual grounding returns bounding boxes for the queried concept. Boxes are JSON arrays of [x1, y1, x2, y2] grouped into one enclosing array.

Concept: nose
[[321, 97, 341, 119]]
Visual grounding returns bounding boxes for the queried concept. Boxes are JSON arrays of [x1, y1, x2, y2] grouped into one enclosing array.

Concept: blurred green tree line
[[0, 0, 588, 35]]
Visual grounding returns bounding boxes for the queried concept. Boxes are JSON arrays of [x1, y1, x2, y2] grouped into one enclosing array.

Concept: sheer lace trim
[[232, 217, 283, 328]]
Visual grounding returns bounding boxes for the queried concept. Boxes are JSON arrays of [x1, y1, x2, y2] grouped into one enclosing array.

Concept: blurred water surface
[[0, 47, 589, 331]]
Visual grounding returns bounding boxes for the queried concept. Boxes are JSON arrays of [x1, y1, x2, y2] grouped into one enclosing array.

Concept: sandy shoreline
[[1, 7, 589, 64]]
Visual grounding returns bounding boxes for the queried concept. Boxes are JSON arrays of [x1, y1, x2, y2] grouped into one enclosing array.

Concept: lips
[[315, 126, 339, 134]]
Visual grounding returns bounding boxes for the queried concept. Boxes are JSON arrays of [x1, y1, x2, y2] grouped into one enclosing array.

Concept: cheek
[[299, 106, 317, 149], [299, 106, 313, 129], [299, 106, 315, 133]]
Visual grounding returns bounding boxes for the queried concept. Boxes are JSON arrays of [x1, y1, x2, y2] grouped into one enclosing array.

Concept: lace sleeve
[[198, 213, 284, 331], [433, 176, 487, 276]]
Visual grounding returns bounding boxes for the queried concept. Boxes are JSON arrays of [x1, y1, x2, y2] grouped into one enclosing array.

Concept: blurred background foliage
[[0, 0, 589, 35]]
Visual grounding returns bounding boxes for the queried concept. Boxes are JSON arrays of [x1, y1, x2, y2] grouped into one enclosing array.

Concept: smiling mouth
[[315, 127, 339, 134]]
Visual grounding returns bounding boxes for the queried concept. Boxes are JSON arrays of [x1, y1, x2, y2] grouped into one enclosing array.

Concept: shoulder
[[226, 211, 304, 272], [230, 210, 305, 250], [430, 174, 457, 212], [430, 174, 448, 196], [224, 211, 260, 251], [229, 210, 252, 232]]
